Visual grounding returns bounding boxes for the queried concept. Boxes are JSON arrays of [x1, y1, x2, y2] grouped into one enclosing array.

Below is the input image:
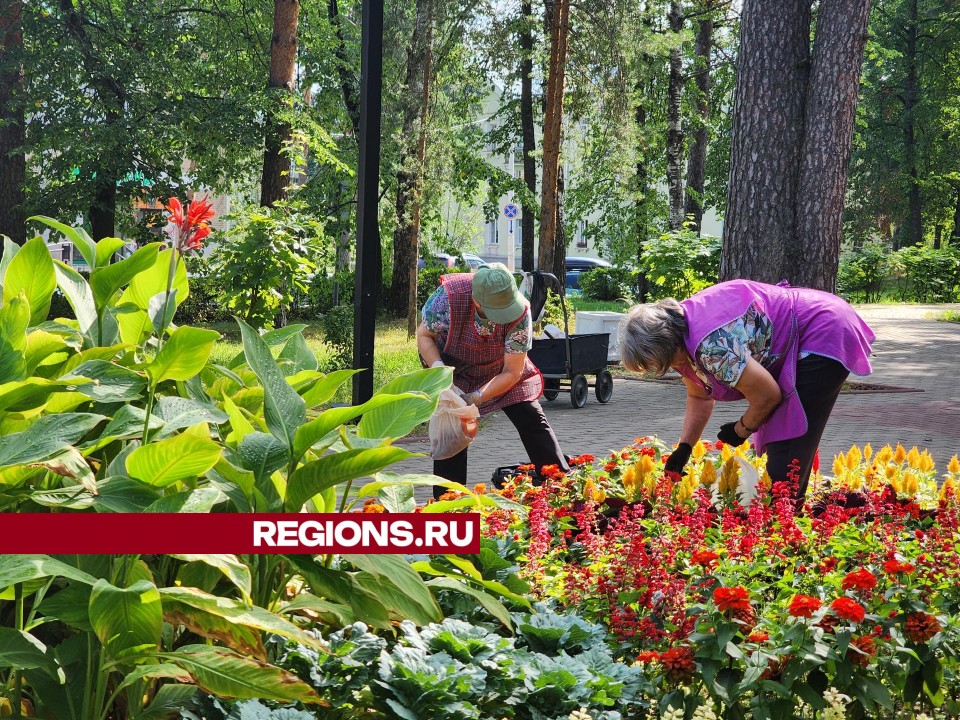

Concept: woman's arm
[[473, 352, 526, 404], [731, 357, 782, 436], [679, 376, 715, 445], [416, 322, 443, 367]]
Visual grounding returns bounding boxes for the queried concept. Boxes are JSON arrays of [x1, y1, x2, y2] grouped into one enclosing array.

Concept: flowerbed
[[471, 438, 960, 719]]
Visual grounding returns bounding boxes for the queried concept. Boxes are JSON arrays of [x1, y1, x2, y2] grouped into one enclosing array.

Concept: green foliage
[[578, 267, 637, 302], [214, 203, 328, 329], [837, 242, 891, 303], [178, 257, 230, 324], [320, 305, 354, 372], [888, 244, 960, 302], [638, 226, 721, 300]]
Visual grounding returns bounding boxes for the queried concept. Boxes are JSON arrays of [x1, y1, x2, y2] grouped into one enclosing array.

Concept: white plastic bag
[[429, 389, 480, 460]]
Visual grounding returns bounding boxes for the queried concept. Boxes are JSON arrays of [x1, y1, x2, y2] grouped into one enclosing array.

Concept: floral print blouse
[[693, 303, 782, 386], [422, 286, 533, 354]]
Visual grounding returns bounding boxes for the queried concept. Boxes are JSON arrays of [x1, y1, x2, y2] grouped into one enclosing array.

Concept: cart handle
[[515, 270, 573, 377]]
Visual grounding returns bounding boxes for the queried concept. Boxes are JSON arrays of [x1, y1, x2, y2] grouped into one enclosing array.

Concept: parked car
[[417, 252, 484, 271], [565, 256, 612, 272]]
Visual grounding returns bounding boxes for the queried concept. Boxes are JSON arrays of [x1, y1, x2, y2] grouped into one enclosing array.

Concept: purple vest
[[678, 280, 875, 453]]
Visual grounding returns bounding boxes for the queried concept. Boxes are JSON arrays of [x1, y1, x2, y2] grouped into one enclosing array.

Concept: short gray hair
[[619, 299, 688, 375]]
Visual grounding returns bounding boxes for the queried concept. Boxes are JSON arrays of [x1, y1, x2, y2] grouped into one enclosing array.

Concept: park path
[[394, 304, 960, 495]]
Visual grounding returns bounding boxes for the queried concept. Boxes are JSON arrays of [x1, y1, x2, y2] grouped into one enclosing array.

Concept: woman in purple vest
[[416, 263, 569, 497], [620, 279, 875, 504]]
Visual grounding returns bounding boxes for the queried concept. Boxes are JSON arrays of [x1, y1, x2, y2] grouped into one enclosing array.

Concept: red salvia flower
[[831, 597, 866, 624], [691, 549, 720, 567], [904, 612, 942, 644], [841, 569, 878, 593], [788, 594, 822, 618]]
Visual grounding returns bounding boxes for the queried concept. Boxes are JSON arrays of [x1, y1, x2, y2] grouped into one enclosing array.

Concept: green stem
[[142, 383, 157, 444], [156, 248, 179, 352], [12, 585, 23, 719]]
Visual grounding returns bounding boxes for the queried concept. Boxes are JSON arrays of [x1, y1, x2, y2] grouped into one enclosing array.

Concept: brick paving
[[394, 304, 960, 499]]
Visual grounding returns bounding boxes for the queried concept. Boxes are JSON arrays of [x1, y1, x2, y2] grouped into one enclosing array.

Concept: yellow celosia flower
[[719, 457, 739, 495], [876, 445, 893, 465], [833, 455, 846, 478], [949, 455, 960, 475], [893, 443, 907, 465], [864, 464, 879, 491], [902, 471, 919, 497], [676, 481, 693, 504], [759, 469, 772, 489], [692, 441, 708, 461], [584, 478, 606, 504], [720, 443, 734, 463], [863, 443, 873, 462], [846, 446, 862, 470], [919, 451, 935, 474], [700, 462, 717, 488], [940, 477, 957, 503], [884, 463, 898, 481], [848, 471, 863, 491], [906, 446, 922, 469]]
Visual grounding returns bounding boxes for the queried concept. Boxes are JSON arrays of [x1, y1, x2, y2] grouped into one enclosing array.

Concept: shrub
[[639, 226, 721, 300], [889, 244, 960, 303], [578, 266, 637, 301], [178, 255, 230, 324], [837, 242, 890, 303], [321, 303, 354, 371]]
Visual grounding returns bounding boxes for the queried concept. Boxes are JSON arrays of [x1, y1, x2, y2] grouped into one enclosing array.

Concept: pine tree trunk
[[666, 1, 685, 231], [551, 164, 566, 280], [90, 175, 117, 240], [0, 0, 24, 247], [635, 85, 650, 301], [720, 0, 810, 284], [951, 182, 960, 244], [328, 0, 360, 139], [683, 4, 714, 234], [791, 0, 871, 291], [537, 0, 570, 274], [388, 0, 432, 318], [260, 0, 300, 207], [519, 0, 537, 272], [903, 0, 923, 246]]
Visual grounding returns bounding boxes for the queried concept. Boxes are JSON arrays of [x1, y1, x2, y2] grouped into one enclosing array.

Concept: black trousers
[[764, 354, 850, 504], [433, 400, 568, 499]]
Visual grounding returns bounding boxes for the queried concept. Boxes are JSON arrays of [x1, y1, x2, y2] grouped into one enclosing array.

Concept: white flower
[[568, 710, 592, 720], [823, 687, 851, 708], [691, 703, 717, 720], [661, 708, 685, 720]]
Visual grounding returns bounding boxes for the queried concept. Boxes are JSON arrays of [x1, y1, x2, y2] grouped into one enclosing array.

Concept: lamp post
[[352, 0, 384, 405]]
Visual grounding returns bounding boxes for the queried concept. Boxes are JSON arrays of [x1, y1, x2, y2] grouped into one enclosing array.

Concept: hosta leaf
[[284, 446, 418, 511], [155, 396, 229, 438], [0, 413, 105, 467], [162, 645, 321, 704], [126, 433, 222, 488], [3, 237, 56, 325], [236, 318, 305, 454], [146, 326, 220, 385], [89, 579, 163, 661]]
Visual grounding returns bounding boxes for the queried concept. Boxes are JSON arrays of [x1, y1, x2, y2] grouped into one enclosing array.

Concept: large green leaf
[[159, 587, 327, 651], [120, 249, 189, 310], [146, 326, 220, 385], [126, 433, 222, 488], [94, 237, 127, 269], [0, 413, 105, 467], [277, 333, 318, 375], [144, 487, 223, 513], [36, 447, 98, 494], [0, 236, 20, 286], [89, 243, 161, 310], [169, 555, 252, 603], [284, 555, 392, 631], [0, 629, 65, 685], [89, 579, 163, 661], [299, 368, 358, 408], [81, 405, 163, 452], [348, 555, 442, 625], [30, 216, 96, 268], [237, 431, 289, 484], [425, 577, 514, 630], [285, 446, 418, 511], [0, 377, 83, 413], [357, 366, 452, 439], [0, 291, 29, 382], [91, 476, 163, 512], [139, 683, 199, 720], [292, 392, 423, 463], [223, 395, 256, 446], [236, 318, 305, 455], [0, 555, 97, 589], [3, 237, 56, 325], [24, 330, 70, 375], [54, 261, 99, 340], [64, 360, 146, 402], [227, 324, 307, 369], [155, 396, 229, 438], [163, 645, 321, 703]]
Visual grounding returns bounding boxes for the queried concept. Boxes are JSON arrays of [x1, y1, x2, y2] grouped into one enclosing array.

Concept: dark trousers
[[764, 354, 849, 504], [433, 400, 568, 499]]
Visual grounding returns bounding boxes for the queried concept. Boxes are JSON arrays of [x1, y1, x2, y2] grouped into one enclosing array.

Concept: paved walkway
[[394, 304, 960, 495]]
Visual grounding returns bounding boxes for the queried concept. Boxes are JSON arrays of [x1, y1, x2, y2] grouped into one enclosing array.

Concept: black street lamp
[[352, 0, 383, 405]]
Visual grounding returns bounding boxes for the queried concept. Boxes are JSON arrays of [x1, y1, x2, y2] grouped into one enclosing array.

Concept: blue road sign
[[503, 203, 519, 219]]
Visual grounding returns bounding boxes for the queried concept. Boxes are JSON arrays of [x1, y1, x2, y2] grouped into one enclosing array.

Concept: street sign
[[503, 203, 519, 219]]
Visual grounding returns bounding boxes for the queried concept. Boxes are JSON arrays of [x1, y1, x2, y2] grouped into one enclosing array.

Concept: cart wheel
[[570, 374, 588, 408], [543, 379, 559, 402], [595, 370, 613, 403]]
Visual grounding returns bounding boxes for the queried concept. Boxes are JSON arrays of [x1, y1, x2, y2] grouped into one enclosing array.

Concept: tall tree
[[0, 0, 24, 246], [721, 0, 871, 291], [538, 0, 571, 279], [518, 0, 537, 272], [260, 0, 300, 207], [900, 0, 922, 245], [683, 1, 715, 233], [388, 0, 434, 320], [665, 0, 685, 230]]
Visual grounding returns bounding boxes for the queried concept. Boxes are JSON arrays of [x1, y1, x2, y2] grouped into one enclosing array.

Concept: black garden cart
[[521, 271, 614, 409]]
